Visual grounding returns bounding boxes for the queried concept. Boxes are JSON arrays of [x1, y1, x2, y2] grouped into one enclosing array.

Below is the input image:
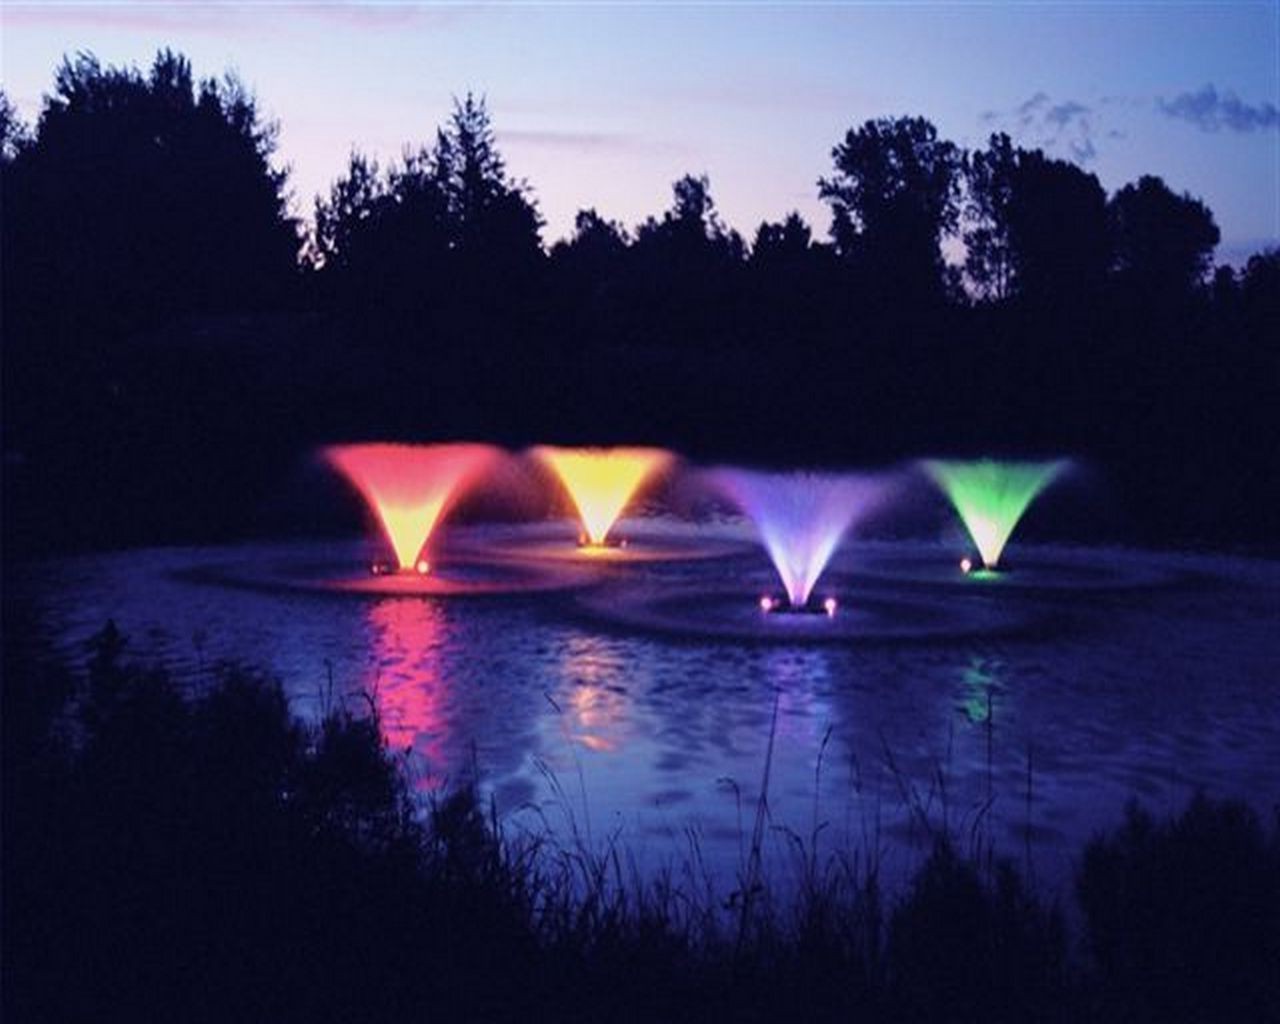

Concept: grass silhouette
[[3, 616, 1276, 1023]]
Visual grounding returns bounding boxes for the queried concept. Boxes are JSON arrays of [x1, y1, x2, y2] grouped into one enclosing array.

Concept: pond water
[[17, 522, 1280, 900]]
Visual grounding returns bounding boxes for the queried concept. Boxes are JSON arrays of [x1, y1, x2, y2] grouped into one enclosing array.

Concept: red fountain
[[324, 443, 499, 573]]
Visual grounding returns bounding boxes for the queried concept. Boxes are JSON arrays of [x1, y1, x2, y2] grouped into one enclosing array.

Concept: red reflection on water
[[365, 598, 450, 785], [325, 442, 499, 571]]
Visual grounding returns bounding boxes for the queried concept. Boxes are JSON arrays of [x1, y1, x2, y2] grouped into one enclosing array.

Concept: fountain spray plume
[[712, 469, 885, 609], [324, 443, 500, 572], [923, 458, 1068, 570], [534, 446, 673, 546]]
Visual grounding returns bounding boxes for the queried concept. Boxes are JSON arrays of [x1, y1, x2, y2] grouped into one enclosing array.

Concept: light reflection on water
[[959, 655, 1002, 726], [557, 632, 629, 754], [16, 538, 1280, 896], [365, 599, 448, 776]]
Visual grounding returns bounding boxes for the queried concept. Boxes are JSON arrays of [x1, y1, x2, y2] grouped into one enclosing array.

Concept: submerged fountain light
[[714, 469, 884, 610], [535, 446, 672, 547], [325, 442, 499, 572], [924, 459, 1068, 570]]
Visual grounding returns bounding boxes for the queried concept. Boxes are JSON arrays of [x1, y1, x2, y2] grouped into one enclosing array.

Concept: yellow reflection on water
[[557, 633, 629, 753]]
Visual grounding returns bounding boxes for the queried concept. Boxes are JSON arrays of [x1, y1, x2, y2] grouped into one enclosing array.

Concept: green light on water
[[960, 658, 1000, 724], [926, 459, 1066, 569]]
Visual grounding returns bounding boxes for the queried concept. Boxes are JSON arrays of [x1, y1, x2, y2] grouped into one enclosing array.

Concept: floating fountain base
[[575, 574, 1039, 644], [171, 541, 597, 599], [847, 542, 1194, 594], [759, 595, 838, 617], [448, 520, 751, 566]]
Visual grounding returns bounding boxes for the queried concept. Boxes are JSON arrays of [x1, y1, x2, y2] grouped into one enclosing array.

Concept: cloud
[[1158, 84, 1280, 133], [1017, 92, 1050, 117], [1069, 136, 1096, 163], [2, 5, 248, 36], [3, 2, 469, 36], [1046, 100, 1089, 129], [498, 129, 640, 153], [984, 91, 1100, 164], [498, 128, 684, 161]]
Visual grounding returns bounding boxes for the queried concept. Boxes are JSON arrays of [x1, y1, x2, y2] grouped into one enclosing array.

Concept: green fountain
[[923, 459, 1068, 572]]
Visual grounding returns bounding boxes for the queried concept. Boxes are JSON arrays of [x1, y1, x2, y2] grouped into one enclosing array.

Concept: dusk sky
[[4, 1, 1278, 262]]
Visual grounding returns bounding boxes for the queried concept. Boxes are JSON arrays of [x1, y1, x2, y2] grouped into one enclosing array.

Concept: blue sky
[[3, 1, 1278, 262]]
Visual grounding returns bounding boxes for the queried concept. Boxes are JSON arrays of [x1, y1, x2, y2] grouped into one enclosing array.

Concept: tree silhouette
[[1240, 248, 1280, 363], [962, 135, 1113, 311], [742, 211, 839, 364], [551, 208, 629, 268], [433, 93, 543, 271], [1109, 175, 1219, 299], [1005, 149, 1109, 307], [312, 93, 543, 318], [311, 149, 452, 314], [963, 132, 1018, 301], [628, 174, 748, 351], [2, 50, 299, 337], [819, 116, 962, 304], [635, 173, 745, 264], [1242, 248, 1280, 313], [312, 151, 388, 273], [751, 211, 813, 267], [549, 208, 630, 310], [0, 88, 29, 163]]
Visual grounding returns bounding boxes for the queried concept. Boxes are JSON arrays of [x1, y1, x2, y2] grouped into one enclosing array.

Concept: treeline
[[1, 51, 1277, 552], [4, 620, 1278, 1022]]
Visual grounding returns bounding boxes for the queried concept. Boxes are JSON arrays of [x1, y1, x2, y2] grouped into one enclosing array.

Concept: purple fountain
[[710, 469, 886, 611]]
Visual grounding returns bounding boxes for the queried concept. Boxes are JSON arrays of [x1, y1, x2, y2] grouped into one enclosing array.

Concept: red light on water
[[365, 600, 448, 784]]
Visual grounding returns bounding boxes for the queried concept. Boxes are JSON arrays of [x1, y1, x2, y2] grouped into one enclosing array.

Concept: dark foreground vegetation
[[2, 50, 1278, 556], [4, 617, 1278, 1023]]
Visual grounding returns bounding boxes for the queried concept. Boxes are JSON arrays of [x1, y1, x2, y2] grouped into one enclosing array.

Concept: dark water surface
[[18, 524, 1280, 898]]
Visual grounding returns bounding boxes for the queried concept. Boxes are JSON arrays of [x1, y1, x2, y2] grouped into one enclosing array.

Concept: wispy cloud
[[3, 2, 470, 37], [500, 129, 629, 152], [1158, 84, 1279, 134], [1017, 91, 1050, 120], [983, 90, 1101, 164], [1045, 100, 1088, 129], [2, 5, 249, 36], [499, 128, 678, 157]]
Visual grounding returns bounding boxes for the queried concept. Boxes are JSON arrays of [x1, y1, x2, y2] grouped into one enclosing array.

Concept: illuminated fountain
[[712, 469, 885, 613], [534, 446, 673, 549], [571, 466, 1023, 641], [924, 459, 1068, 572], [324, 442, 499, 574]]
